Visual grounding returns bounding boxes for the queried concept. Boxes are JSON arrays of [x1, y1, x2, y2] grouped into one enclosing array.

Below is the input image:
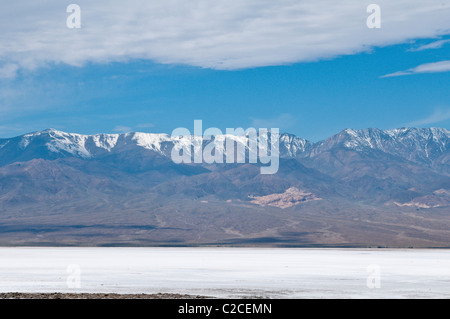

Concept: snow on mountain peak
[[44, 130, 91, 158], [279, 133, 312, 157], [333, 127, 450, 161], [6, 127, 449, 165], [131, 132, 172, 154], [91, 133, 120, 152]]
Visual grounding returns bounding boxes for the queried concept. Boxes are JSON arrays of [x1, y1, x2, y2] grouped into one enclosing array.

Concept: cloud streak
[[250, 113, 296, 131], [0, 1, 450, 75], [381, 60, 450, 78], [407, 108, 450, 127], [113, 126, 132, 133], [409, 39, 450, 51]]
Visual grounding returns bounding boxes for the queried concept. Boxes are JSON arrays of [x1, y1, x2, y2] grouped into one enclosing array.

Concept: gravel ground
[[0, 292, 211, 299]]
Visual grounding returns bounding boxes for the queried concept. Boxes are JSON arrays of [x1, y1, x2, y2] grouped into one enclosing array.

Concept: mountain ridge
[[0, 126, 449, 247], [1, 127, 448, 165]]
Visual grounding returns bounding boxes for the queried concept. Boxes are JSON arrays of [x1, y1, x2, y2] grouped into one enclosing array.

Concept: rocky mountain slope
[[0, 127, 448, 247]]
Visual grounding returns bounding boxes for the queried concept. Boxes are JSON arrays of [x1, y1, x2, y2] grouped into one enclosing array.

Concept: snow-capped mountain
[[0, 128, 309, 165], [2, 127, 448, 165], [279, 133, 313, 158], [0, 128, 173, 160], [0, 127, 449, 247], [310, 127, 449, 161]]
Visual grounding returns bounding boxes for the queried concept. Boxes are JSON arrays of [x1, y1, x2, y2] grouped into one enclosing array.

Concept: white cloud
[[0, 124, 26, 137], [381, 60, 450, 77], [1, 1, 450, 75], [113, 125, 132, 133], [250, 113, 295, 130], [136, 123, 155, 129], [409, 39, 450, 51], [407, 108, 450, 127], [0, 64, 18, 79]]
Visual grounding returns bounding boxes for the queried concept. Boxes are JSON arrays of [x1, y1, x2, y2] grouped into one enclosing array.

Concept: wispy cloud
[[381, 60, 450, 78], [0, 124, 27, 137], [407, 108, 450, 127], [136, 123, 155, 129], [0, 64, 18, 79], [0, 1, 450, 75], [113, 125, 132, 133], [409, 39, 450, 51], [250, 113, 295, 130]]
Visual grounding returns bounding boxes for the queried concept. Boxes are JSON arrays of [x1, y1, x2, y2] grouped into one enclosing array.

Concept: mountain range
[[0, 127, 449, 247]]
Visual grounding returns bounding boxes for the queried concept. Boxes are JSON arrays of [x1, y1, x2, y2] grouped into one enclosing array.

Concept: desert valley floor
[[1, 247, 449, 299]]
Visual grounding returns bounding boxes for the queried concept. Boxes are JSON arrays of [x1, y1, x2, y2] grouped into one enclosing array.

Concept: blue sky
[[0, 1, 449, 141]]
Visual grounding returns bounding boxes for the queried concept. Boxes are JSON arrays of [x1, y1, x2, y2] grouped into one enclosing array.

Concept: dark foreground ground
[[0, 293, 210, 299]]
